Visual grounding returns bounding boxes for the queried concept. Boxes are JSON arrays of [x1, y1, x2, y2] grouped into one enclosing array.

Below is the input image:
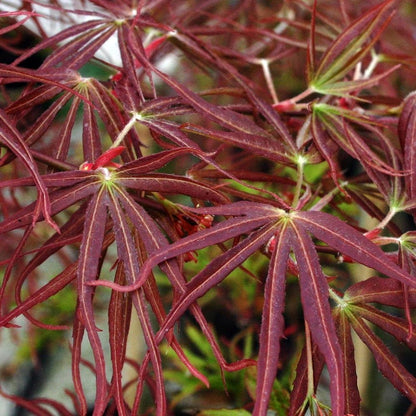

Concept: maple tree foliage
[[1, 0, 416, 415]]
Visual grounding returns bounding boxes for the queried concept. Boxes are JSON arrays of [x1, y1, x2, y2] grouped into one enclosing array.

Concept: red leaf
[[333, 310, 360, 416], [311, 0, 397, 90], [399, 92, 416, 201], [345, 276, 416, 308], [0, 264, 77, 328], [350, 314, 416, 404], [288, 342, 325, 416], [291, 222, 345, 416], [92, 146, 126, 170], [117, 174, 228, 204], [253, 224, 291, 416], [91, 209, 277, 292], [77, 189, 109, 414], [0, 109, 58, 231], [294, 210, 416, 290], [350, 304, 416, 350], [116, 189, 251, 375]]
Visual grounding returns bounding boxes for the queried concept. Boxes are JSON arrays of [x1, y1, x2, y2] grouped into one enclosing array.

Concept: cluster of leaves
[[1, 0, 416, 415]]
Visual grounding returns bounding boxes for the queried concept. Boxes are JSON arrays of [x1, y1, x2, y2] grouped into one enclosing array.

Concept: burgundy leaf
[[291, 221, 345, 416], [12, 19, 109, 66], [0, 109, 58, 230], [311, 0, 396, 89], [91, 211, 277, 292], [131, 288, 167, 416], [350, 314, 416, 404], [107, 190, 167, 414], [350, 303, 416, 350], [6, 85, 62, 114], [129, 34, 283, 141], [107, 191, 141, 286], [399, 91, 416, 201], [77, 188, 109, 415], [71, 314, 88, 416], [168, 28, 296, 152], [294, 210, 416, 289], [108, 264, 132, 416], [0, 64, 87, 103], [345, 276, 416, 308], [138, 117, 202, 150], [0, 388, 55, 416], [41, 24, 117, 70], [0, 11, 39, 36], [333, 310, 360, 416], [253, 224, 291, 416], [83, 79, 128, 145], [288, 342, 325, 416], [181, 123, 290, 164], [118, 225, 277, 404], [0, 263, 76, 327], [151, 224, 277, 349], [54, 96, 82, 164], [23, 91, 73, 147], [0, 170, 91, 189], [311, 109, 341, 186], [82, 90, 103, 162], [116, 173, 228, 204], [0, 178, 100, 234], [118, 147, 209, 176], [118, 188, 253, 375]]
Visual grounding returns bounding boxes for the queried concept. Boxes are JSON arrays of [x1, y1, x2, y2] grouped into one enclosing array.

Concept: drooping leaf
[[76, 188, 109, 415], [131, 287, 167, 416], [350, 314, 416, 404], [0, 109, 57, 230], [349, 303, 416, 350], [108, 187, 172, 415], [71, 314, 88, 416], [291, 221, 345, 416], [0, 386, 71, 416], [253, 224, 291, 416], [333, 309, 360, 416], [149, 223, 277, 346], [288, 342, 325, 416], [0, 178, 100, 234], [115, 188, 251, 376], [0, 263, 77, 328]]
